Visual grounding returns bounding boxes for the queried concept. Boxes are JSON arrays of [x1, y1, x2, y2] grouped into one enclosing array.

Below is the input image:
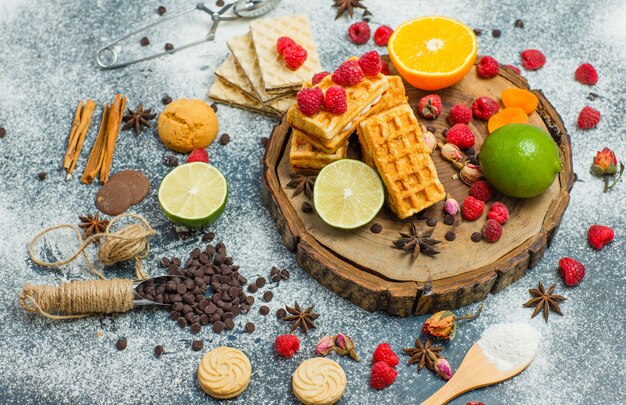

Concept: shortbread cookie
[[197, 347, 252, 400], [292, 358, 346, 405]]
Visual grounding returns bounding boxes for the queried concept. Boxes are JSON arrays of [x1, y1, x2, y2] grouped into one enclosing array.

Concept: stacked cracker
[[209, 15, 322, 117]]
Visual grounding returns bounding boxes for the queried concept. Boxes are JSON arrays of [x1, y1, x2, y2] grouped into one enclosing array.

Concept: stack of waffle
[[209, 14, 322, 117]]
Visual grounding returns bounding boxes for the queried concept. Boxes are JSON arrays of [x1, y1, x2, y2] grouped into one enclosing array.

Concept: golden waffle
[[287, 68, 389, 142], [289, 129, 348, 173], [249, 15, 322, 93], [209, 77, 278, 117], [359, 103, 446, 219]]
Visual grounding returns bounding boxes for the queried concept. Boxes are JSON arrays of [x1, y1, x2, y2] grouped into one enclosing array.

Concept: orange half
[[388, 16, 477, 91]]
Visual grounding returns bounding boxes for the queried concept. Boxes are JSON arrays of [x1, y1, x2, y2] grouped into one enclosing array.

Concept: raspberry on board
[[469, 180, 493, 202], [418, 94, 442, 119], [447, 104, 472, 125], [482, 219, 503, 242], [488, 202, 509, 224], [462, 196, 485, 221], [477, 55, 499, 78], [446, 124, 475, 149], [472, 96, 500, 120], [348, 21, 371, 45]]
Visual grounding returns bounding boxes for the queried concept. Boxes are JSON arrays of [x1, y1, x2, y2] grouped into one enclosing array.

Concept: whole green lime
[[480, 124, 561, 198]]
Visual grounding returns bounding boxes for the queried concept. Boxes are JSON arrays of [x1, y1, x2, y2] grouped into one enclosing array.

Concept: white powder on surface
[[477, 323, 539, 372]]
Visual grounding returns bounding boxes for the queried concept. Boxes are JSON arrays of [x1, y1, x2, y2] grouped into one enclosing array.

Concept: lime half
[[158, 162, 228, 228], [313, 159, 385, 229]]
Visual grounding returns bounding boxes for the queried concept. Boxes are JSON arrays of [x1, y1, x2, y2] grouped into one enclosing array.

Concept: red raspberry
[[323, 85, 347, 115], [477, 56, 499, 78], [276, 36, 296, 55], [274, 334, 300, 358], [380, 61, 390, 75], [348, 21, 371, 45], [372, 342, 399, 367], [448, 104, 472, 125], [283, 44, 307, 70], [446, 124, 475, 149], [373, 25, 394, 46], [466, 402, 485, 405], [521, 49, 546, 70], [186, 148, 208, 164], [312, 71, 330, 85], [370, 361, 397, 390], [296, 87, 324, 116], [577, 106, 600, 129], [418, 94, 442, 119], [482, 219, 503, 243], [462, 196, 485, 221], [472, 96, 500, 120], [358, 51, 382, 76], [470, 180, 493, 202], [575, 63, 598, 85], [503, 64, 521, 74], [558, 257, 585, 286], [488, 202, 509, 224], [332, 60, 364, 86], [588, 224, 614, 250]]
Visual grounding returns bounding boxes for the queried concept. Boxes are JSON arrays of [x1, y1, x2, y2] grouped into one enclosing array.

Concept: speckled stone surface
[[0, 1, 624, 404]]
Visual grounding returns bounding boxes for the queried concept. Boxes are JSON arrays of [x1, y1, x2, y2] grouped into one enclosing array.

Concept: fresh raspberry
[[276, 36, 296, 55], [588, 224, 614, 250], [477, 56, 499, 78], [503, 64, 521, 74], [462, 196, 485, 221], [558, 257, 586, 286], [332, 60, 364, 86], [470, 180, 494, 202], [370, 361, 397, 390], [373, 25, 394, 46], [472, 96, 500, 120], [380, 61, 390, 75], [575, 63, 598, 85], [446, 124, 475, 149], [186, 148, 209, 164], [488, 202, 509, 224], [448, 104, 472, 125], [466, 402, 485, 405], [358, 51, 382, 76], [311, 71, 330, 85], [274, 334, 300, 358], [418, 94, 442, 119], [348, 21, 371, 45], [372, 342, 399, 367], [482, 219, 503, 243], [323, 85, 348, 115], [296, 87, 324, 116], [283, 44, 307, 70], [577, 106, 601, 129], [521, 49, 546, 70]]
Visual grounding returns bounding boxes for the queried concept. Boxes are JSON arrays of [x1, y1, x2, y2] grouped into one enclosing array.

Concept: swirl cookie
[[292, 358, 346, 405], [197, 347, 251, 399]]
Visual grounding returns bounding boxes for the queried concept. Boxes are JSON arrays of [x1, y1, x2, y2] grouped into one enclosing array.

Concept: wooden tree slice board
[[263, 57, 574, 316]]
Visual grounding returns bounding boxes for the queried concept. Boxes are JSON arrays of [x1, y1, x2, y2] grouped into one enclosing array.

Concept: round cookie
[[158, 98, 219, 153], [96, 181, 132, 216], [197, 347, 251, 400], [292, 358, 346, 405], [107, 170, 150, 205]]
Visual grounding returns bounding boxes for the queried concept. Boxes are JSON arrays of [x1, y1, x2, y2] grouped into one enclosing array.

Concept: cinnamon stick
[[99, 95, 126, 184], [63, 101, 84, 170], [81, 104, 110, 184], [66, 100, 96, 178]]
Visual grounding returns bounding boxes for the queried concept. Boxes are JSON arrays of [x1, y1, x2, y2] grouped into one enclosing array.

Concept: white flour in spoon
[[477, 323, 540, 371]]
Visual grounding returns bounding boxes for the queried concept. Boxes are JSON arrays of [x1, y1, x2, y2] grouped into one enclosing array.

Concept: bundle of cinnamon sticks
[[63, 100, 96, 179]]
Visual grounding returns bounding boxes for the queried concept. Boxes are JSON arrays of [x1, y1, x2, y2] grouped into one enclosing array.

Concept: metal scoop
[[96, 0, 281, 69]]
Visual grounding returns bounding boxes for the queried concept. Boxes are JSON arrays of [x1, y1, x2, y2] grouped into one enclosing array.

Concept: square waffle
[[289, 128, 348, 173], [249, 14, 322, 93], [209, 77, 278, 117], [358, 103, 446, 219]]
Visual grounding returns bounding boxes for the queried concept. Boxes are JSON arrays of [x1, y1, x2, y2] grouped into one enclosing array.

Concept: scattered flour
[[477, 323, 539, 371]]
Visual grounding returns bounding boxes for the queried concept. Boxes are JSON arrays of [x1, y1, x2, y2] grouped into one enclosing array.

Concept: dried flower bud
[[434, 358, 453, 380], [315, 336, 335, 356], [444, 196, 459, 216], [440, 142, 463, 162], [591, 147, 618, 176], [333, 332, 360, 362], [423, 131, 437, 154], [460, 163, 483, 185], [422, 310, 458, 340]]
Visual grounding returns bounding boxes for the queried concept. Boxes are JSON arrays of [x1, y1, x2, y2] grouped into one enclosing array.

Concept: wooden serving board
[[262, 58, 574, 316]]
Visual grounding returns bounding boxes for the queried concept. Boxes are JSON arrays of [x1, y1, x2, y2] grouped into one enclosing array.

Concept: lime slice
[[313, 159, 385, 229], [158, 162, 228, 228]]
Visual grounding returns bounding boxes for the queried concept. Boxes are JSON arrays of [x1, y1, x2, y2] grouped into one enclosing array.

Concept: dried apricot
[[501, 88, 538, 114], [488, 107, 529, 133]]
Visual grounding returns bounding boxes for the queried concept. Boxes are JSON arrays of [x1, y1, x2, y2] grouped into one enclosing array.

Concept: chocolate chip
[[164, 43, 174, 51], [445, 231, 456, 241], [467, 155, 479, 165], [191, 323, 201, 334], [426, 126, 436, 134], [280, 269, 290, 279], [210, 103, 218, 112], [301, 202, 313, 213], [225, 318, 235, 330], [260, 137, 268, 147], [160, 257, 171, 267], [491, 29, 501, 38], [262, 291, 273, 302], [426, 217, 438, 227], [164, 155, 179, 167], [415, 210, 428, 220], [170, 311, 180, 321], [442, 129, 448, 138], [259, 305, 270, 315], [247, 284, 258, 293], [192, 340, 203, 351], [443, 215, 455, 225], [37, 171, 47, 181], [172, 302, 183, 312], [202, 232, 215, 242], [473, 28, 482, 36], [177, 317, 187, 328], [213, 321, 224, 333], [0, 128, 6, 138], [276, 308, 287, 319], [219, 133, 230, 145], [157, 5, 166, 15], [370, 223, 382, 234], [216, 0, 225, 6], [244, 322, 255, 333], [162, 95, 172, 105], [514, 19, 524, 28], [271, 273, 281, 282], [140, 36, 150, 46], [115, 338, 127, 351], [471, 232, 482, 242], [154, 345, 164, 357], [245, 296, 255, 305], [255, 277, 266, 288]]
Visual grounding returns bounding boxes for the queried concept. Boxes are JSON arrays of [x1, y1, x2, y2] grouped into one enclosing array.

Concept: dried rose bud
[[315, 335, 335, 356], [444, 196, 459, 216], [423, 131, 437, 154], [423, 310, 457, 340], [434, 358, 453, 380], [591, 147, 618, 176], [440, 142, 463, 162], [333, 332, 359, 362], [460, 163, 483, 185]]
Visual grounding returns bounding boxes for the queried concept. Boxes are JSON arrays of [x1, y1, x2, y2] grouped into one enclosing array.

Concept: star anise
[[282, 301, 319, 334], [78, 213, 109, 240], [286, 173, 316, 200], [523, 282, 567, 322], [333, 0, 367, 19], [402, 338, 443, 371], [393, 223, 441, 260], [122, 104, 156, 135]]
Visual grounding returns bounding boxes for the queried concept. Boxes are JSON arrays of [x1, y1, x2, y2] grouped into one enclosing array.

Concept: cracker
[[208, 77, 278, 117]]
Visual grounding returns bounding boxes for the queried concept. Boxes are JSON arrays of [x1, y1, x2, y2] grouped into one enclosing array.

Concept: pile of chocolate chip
[[137, 241, 255, 334]]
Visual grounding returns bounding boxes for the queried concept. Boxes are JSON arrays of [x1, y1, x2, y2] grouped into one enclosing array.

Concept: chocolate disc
[[107, 170, 150, 205], [96, 181, 132, 216]]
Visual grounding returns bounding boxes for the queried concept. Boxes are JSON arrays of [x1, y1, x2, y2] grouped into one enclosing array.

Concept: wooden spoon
[[420, 341, 536, 405]]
